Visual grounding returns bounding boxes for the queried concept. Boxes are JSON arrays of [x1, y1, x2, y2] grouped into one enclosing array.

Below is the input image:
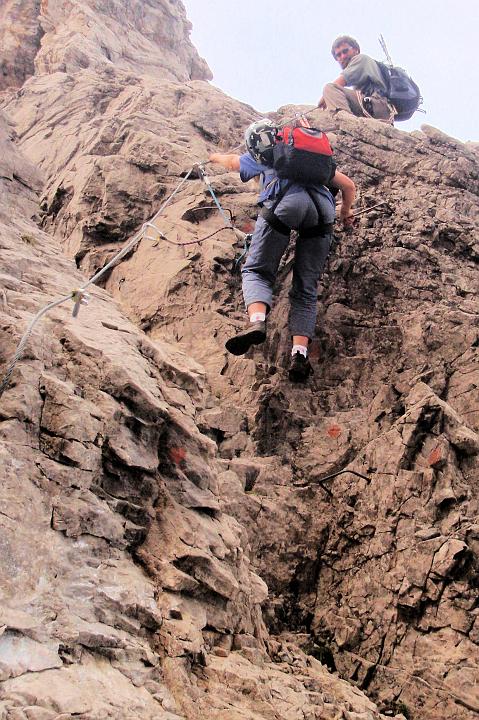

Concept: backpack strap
[[260, 181, 293, 236], [299, 221, 334, 239]]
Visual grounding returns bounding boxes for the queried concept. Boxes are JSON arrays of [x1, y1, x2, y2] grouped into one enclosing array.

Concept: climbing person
[[208, 119, 355, 382], [318, 35, 394, 123]]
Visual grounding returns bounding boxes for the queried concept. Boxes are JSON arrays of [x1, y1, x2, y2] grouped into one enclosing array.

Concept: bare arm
[[330, 170, 356, 228], [208, 153, 241, 172], [332, 74, 347, 88]]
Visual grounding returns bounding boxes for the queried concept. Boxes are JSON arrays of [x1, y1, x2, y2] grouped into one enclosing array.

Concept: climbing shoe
[[288, 352, 313, 382], [225, 320, 266, 356]]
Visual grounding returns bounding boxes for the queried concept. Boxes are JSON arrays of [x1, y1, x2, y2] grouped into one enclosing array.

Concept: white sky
[[183, 0, 478, 143]]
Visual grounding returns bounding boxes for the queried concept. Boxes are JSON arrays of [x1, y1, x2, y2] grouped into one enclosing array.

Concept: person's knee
[[289, 284, 317, 305], [323, 82, 343, 97], [242, 266, 275, 287]]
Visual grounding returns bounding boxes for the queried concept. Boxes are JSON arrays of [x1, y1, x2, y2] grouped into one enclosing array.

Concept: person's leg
[[241, 216, 289, 311], [273, 189, 333, 341], [322, 83, 365, 116], [225, 216, 290, 356], [247, 302, 267, 317], [287, 231, 331, 381], [292, 334, 309, 349], [290, 233, 331, 339], [274, 188, 333, 380]]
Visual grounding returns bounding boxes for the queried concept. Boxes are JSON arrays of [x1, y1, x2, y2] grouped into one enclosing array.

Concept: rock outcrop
[[1, 2, 478, 720], [0, 0, 211, 92]]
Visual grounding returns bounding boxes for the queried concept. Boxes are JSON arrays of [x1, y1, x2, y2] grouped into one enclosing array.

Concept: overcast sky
[[183, 0, 477, 143]]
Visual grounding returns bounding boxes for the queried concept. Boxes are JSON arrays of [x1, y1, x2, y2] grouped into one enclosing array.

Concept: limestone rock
[[0, 0, 211, 92], [0, 2, 478, 720]]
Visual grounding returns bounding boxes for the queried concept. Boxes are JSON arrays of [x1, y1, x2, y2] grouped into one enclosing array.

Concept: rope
[[352, 200, 390, 217], [232, 233, 252, 274], [152, 225, 239, 248], [0, 160, 254, 399], [359, 90, 396, 125], [0, 293, 74, 397], [0, 166, 208, 400], [0, 110, 389, 399], [195, 165, 231, 226], [82, 167, 195, 289], [195, 164, 247, 244]]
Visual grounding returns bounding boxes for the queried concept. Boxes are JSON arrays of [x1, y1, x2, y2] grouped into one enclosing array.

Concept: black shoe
[[288, 352, 313, 382], [225, 320, 266, 356]]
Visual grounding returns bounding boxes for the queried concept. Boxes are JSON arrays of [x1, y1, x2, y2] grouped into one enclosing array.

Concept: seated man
[[209, 119, 355, 382], [319, 35, 393, 123]]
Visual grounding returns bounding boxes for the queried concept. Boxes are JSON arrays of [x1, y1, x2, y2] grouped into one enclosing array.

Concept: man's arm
[[332, 74, 347, 88], [330, 170, 356, 228], [209, 153, 241, 172]]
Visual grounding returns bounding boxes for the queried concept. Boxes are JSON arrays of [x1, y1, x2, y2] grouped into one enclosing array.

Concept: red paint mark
[[327, 425, 342, 439], [169, 447, 186, 465], [239, 222, 255, 233], [428, 446, 442, 466]]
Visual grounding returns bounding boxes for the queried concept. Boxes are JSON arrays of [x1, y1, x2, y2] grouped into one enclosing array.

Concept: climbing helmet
[[244, 119, 278, 165]]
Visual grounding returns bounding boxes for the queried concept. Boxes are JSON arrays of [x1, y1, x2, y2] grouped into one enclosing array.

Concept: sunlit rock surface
[[1, 2, 478, 719]]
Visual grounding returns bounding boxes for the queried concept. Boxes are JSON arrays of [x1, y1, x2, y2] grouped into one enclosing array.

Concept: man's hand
[[318, 96, 327, 109], [208, 153, 240, 171], [330, 170, 356, 231], [340, 208, 355, 231]]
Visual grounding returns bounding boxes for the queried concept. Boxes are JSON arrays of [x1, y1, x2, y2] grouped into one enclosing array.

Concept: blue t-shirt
[[239, 153, 334, 210]]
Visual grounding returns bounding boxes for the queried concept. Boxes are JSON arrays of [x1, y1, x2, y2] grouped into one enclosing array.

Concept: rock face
[[0, 1, 42, 91], [0, 0, 211, 92], [1, 2, 478, 720], [0, 114, 380, 720]]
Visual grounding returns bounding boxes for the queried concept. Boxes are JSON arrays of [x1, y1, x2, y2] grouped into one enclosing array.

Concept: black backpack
[[376, 61, 422, 121]]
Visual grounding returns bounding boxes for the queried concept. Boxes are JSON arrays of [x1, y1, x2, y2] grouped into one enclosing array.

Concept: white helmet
[[244, 119, 278, 165]]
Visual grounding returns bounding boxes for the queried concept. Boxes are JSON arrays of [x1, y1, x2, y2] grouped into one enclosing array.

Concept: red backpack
[[272, 126, 335, 186]]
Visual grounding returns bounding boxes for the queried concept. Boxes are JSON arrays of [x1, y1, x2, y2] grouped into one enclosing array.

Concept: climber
[[208, 119, 355, 382], [318, 35, 393, 123]]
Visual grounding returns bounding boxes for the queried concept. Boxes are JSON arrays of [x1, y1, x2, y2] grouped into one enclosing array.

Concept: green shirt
[[342, 54, 387, 94]]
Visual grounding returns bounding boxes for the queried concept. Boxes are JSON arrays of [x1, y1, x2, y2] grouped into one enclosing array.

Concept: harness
[[260, 181, 334, 239], [360, 89, 396, 124]]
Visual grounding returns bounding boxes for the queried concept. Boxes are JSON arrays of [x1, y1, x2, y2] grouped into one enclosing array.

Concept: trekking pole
[[334, 201, 390, 231], [352, 200, 390, 217], [315, 468, 371, 496], [379, 34, 394, 66]]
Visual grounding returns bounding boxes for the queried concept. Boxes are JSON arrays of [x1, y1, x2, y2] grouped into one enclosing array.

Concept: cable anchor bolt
[[71, 289, 90, 318]]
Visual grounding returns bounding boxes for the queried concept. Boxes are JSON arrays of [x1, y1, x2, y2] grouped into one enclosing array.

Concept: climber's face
[[333, 43, 358, 69]]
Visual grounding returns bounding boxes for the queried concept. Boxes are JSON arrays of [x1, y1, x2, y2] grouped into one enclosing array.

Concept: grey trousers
[[242, 188, 334, 339], [323, 83, 392, 121]]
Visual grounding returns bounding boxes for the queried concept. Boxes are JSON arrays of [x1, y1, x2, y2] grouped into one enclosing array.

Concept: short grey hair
[[331, 36, 360, 58]]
